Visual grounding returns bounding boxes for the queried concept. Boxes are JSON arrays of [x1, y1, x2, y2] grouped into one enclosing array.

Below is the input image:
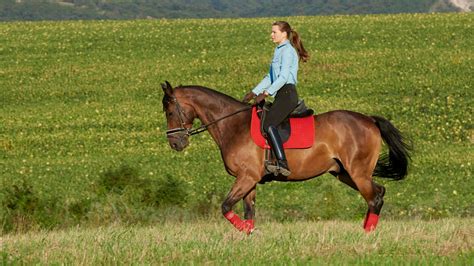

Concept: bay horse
[[161, 81, 411, 234]]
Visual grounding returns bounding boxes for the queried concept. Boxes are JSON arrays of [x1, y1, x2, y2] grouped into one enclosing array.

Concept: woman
[[242, 21, 309, 176]]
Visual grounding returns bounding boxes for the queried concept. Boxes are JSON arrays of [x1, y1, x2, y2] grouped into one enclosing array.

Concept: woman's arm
[[252, 73, 271, 95]]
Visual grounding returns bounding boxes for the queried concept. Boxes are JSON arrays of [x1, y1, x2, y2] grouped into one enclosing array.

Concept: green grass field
[[0, 12, 473, 259]]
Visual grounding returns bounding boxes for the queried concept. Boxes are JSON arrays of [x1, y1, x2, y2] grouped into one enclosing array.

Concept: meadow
[[0, 12, 473, 261]]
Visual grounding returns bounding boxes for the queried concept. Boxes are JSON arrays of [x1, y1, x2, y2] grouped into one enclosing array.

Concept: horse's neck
[[181, 88, 249, 148]]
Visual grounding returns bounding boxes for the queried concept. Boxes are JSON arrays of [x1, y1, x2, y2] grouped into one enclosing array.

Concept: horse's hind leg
[[336, 171, 358, 191], [351, 174, 386, 232], [372, 182, 385, 215], [337, 169, 385, 232], [363, 181, 385, 232]]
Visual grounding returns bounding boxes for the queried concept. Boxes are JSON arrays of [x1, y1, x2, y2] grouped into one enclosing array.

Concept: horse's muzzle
[[168, 136, 189, 151]]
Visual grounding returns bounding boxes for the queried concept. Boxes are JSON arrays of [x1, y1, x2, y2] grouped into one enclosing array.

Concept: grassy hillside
[[1, 218, 473, 264], [0, 13, 473, 233]]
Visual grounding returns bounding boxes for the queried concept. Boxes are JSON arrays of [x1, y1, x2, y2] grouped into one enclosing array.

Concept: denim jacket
[[252, 40, 298, 96]]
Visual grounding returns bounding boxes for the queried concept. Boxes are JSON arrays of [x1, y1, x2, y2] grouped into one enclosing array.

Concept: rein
[[165, 96, 252, 137]]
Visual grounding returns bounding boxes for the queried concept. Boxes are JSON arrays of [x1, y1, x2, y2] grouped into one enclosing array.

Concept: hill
[[0, 13, 473, 233], [0, 0, 468, 21]]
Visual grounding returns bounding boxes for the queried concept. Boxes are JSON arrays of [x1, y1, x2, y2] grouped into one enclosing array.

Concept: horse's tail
[[371, 116, 412, 180]]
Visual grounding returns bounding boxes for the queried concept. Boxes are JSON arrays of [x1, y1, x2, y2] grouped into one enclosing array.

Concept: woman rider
[[242, 21, 309, 176]]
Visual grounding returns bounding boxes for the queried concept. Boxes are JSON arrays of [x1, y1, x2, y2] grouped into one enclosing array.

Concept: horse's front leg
[[222, 176, 257, 234], [242, 187, 256, 232]]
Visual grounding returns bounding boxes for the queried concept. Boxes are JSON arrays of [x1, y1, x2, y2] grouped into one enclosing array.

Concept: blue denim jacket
[[252, 40, 298, 96]]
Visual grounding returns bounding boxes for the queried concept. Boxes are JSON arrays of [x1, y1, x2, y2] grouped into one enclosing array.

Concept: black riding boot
[[266, 126, 291, 176]]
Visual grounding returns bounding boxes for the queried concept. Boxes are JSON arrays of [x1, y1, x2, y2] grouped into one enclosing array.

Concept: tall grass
[[1, 218, 473, 264]]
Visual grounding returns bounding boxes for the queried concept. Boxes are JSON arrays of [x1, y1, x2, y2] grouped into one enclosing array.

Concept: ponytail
[[272, 21, 310, 63], [290, 30, 309, 63]]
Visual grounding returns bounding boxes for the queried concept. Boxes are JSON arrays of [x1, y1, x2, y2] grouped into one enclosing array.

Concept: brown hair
[[273, 21, 309, 62]]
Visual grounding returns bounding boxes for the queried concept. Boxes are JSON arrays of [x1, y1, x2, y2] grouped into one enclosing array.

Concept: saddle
[[251, 99, 315, 179], [257, 99, 314, 143]]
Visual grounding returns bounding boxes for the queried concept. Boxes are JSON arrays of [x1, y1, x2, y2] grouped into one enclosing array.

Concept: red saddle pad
[[250, 107, 315, 149]]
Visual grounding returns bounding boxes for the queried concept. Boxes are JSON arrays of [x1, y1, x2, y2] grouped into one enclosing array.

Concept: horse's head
[[161, 81, 197, 151]]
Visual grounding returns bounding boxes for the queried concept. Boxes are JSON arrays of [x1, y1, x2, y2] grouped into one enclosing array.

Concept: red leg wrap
[[224, 211, 255, 234], [224, 211, 244, 231], [363, 212, 379, 232], [244, 220, 255, 234]]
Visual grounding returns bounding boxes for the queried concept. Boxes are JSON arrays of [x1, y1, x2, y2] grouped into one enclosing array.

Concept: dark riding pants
[[263, 84, 299, 132]]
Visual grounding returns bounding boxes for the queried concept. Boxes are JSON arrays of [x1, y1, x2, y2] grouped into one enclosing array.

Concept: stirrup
[[266, 161, 291, 177]]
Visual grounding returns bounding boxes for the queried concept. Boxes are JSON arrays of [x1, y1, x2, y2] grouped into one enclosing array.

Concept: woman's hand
[[255, 92, 268, 103], [242, 92, 256, 103]]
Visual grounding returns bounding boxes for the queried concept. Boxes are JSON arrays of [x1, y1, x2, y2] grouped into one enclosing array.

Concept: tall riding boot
[[266, 126, 291, 176]]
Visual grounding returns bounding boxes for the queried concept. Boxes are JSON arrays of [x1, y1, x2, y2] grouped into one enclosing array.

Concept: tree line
[[0, 0, 460, 21]]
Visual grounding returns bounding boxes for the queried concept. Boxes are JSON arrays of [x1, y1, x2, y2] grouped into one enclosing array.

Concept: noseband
[[165, 96, 252, 137]]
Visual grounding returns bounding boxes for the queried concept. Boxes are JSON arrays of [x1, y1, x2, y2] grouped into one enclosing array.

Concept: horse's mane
[[177, 85, 244, 106]]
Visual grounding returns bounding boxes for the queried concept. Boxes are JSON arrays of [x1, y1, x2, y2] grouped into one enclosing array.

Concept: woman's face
[[271, 25, 287, 44]]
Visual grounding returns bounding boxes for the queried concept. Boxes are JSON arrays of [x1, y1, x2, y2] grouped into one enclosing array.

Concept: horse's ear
[[161, 81, 173, 96], [165, 81, 172, 90]]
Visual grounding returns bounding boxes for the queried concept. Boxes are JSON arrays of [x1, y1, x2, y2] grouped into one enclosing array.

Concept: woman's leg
[[262, 84, 298, 129], [263, 84, 298, 176]]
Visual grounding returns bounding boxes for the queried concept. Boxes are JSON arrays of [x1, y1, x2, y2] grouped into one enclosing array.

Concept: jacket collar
[[277, 39, 290, 49]]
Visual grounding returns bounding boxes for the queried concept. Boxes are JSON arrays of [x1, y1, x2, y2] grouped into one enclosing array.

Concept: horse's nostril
[[172, 143, 178, 149]]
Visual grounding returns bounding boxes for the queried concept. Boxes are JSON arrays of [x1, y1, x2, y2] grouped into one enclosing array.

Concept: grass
[[1, 218, 473, 264], [0, 13, 473, 233]]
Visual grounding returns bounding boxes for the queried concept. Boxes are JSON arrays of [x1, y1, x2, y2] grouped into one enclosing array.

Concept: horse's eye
[[167, 112, 173, 116]]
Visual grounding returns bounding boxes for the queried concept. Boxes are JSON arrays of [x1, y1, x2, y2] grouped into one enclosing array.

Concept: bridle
[[165, 96, 252, 137]]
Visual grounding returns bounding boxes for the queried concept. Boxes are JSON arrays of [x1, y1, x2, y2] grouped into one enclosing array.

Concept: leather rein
[[165, 96, 252, 137]]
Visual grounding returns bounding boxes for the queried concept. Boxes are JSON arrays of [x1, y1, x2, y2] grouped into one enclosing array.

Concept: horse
[[161, 81, 411, 234]]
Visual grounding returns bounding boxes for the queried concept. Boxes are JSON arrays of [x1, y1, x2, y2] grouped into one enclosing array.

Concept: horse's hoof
[[248, 228, 262, 237]]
